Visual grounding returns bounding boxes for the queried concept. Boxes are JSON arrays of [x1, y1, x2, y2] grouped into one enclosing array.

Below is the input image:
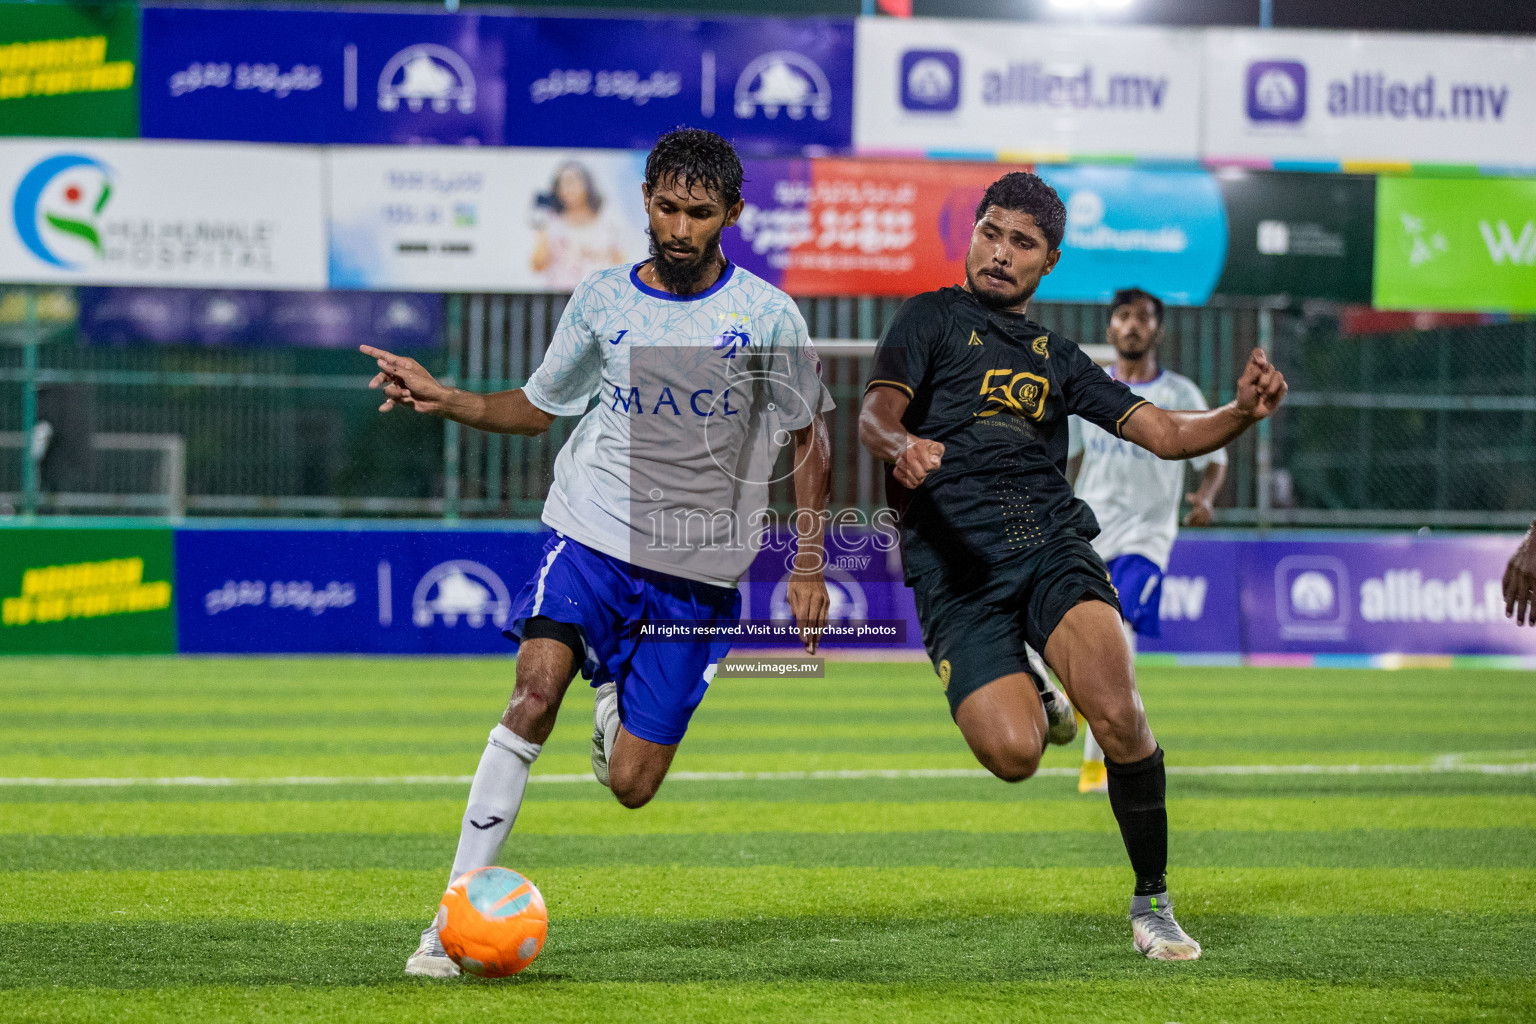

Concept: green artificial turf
[[2, 658, 1533, 1022]]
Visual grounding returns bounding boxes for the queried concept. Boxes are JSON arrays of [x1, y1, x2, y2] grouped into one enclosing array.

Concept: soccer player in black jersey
[[859, 172, 1287, 960]]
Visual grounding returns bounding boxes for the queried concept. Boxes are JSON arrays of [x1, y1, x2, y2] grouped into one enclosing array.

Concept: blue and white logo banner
[[854, 18, 1202, 160], [0, 138, 327, 289], [1033, 165, 1227, 305], [507, 16, 854, 154], [141, 7, 510, 147], [1203, 29, 1536, 169], [139, 7, 852, 154]]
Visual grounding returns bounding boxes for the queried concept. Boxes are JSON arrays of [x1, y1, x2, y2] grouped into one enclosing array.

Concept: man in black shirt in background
[[859, 172, 1288, 960]]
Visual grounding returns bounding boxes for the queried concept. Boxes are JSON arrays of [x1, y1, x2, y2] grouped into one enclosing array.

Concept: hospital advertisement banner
[[853, 19, 1202, 161], [138, 7, 854, 155], [0, 1, 139, 138], [1213, 171, 1376, 303], [0, 528, 176, 654], [1202, 29, 1536, 170], [1237, 535, 1536, 657], [0, 139, 327, 289], [328, 147, 651, 292], [1373, 176, 1536, 312]]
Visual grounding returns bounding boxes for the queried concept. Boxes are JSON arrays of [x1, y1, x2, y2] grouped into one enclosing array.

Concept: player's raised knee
[[979, 744, 1042, 783], [607, 765, 662, 809]]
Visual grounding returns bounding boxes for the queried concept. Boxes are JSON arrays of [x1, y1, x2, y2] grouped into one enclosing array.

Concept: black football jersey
[[865, 285, 1148, 581]]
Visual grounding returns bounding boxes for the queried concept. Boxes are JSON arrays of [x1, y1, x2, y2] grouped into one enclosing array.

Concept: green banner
[[0, 528, 175, 653], [1215, 172, 1376, 303], [1374, 177, 1536, 312], [0, 2, 139, 138]]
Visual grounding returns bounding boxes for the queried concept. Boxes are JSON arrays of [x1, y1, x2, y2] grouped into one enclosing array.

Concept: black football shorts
[[910, 534, 1122, 717]]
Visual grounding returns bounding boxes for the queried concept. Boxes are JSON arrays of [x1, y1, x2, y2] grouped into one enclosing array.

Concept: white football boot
[[405, 914, 461, 978], [1025, 647, 1077, 746], [591, 681, 617, 788], [1130, 891, 1202, 961]]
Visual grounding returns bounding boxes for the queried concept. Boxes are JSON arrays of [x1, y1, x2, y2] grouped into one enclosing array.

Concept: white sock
[[601, 693, 622, 759], [448, 723, 541, 885], [1083, 721, 1104, 764]]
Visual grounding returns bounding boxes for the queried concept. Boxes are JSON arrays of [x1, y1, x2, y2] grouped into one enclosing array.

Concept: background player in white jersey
[[1068, 287, 1226, 793], [360, 128, 835, 977]]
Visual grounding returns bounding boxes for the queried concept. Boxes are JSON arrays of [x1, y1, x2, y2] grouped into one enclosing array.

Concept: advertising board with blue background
[[173, 526, 551, 655], [141, 7, 509, 147], [139, 7, 853, 154], [3, 525, 1531, 659], [1034, 165, 1229, 306], [505, 16, 854, 155]]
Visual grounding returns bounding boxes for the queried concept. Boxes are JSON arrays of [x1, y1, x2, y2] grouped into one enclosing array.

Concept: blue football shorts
[[503, 532, 740, 745], [1106, 553, 1164, 639]]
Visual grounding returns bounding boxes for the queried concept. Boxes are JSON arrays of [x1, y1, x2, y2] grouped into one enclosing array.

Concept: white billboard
[[1203, 29, 1536, 169], [0, 139, 326, 289], [327, 147, 652, 292], [854, 19, 1203, 161]]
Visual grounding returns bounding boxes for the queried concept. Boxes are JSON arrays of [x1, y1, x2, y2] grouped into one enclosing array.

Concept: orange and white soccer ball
[[436, 866, 548, 977]]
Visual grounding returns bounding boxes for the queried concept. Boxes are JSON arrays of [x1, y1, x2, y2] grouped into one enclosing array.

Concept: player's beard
[[648, 227, 725, 295], [965, 265, 1037, 312]]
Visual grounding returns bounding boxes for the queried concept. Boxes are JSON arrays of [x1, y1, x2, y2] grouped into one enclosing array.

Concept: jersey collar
[[629, 260, 735, 302]]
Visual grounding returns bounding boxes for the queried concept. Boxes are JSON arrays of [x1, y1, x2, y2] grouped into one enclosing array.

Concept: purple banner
[[1139, 538, 1243, 654], [1238, 535, 1533, 656], [740, 525, 922, 649], [78, 288, 442, 349]]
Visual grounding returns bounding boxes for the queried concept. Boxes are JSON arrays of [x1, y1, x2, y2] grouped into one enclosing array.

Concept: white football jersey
[[1068, 368, 1226, 571], [523, 262, 834, 586]]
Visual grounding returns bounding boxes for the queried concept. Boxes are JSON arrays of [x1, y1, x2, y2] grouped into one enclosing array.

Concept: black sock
[[1105, 746, 1168, 896]]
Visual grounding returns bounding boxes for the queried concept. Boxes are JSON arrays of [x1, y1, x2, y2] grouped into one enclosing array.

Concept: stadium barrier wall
[[1, 522, 1532, 659]]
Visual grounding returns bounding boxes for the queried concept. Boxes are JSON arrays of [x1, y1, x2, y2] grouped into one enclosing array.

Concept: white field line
[[1, 762, 1533, 787]]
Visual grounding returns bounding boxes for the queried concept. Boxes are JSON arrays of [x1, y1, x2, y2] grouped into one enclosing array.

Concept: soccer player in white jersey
[[1068, 288, 1227, 794], [360, 128, 835, 977]]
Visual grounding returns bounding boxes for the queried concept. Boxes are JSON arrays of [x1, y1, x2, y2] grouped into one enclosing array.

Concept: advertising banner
[[854, 19, 1202, 160], [1035, 165, 1227, 305], [0, 1, 138, 138], [1374, 176, 1536, 312], [728, 157, 1028, 296], [1202, 29, 1536, 170], [141, 7, 509, 147], [1213, 171, 1375, 302], [506, 16, 854, 154], [328, 147, 650, 291], [1139, 538, 1243, 655], [140, 8, 853, 154], [1238, 535, 1535, 656], [0, 139, 327, 289], [174, 527, 551, 655], [0, 528, 176, 654], [729, 160, 1229, 302], [78, 288, 441, 348]]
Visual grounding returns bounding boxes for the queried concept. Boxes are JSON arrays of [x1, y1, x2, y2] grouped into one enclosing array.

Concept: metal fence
[[2, 287, 1532, 528]]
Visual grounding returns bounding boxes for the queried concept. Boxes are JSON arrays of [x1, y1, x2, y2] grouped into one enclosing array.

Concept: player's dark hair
[[974, 172, 1066, 251], [645, 127, 743, 209], [1110, 287, 1165, 327], [537, 161, 602, 215]]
